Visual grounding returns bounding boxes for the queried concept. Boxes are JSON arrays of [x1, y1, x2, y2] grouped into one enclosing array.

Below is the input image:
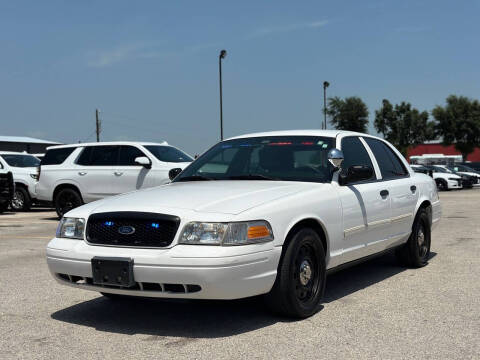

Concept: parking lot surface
[[0, 191, 479, 360]]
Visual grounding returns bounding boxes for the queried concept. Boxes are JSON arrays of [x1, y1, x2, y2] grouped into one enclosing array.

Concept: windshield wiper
[[228, 174, 279, 181], [176, 175, 215, 182]]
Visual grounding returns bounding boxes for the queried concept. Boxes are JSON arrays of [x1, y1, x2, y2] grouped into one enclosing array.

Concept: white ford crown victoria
[[47, 130, 441, 318]]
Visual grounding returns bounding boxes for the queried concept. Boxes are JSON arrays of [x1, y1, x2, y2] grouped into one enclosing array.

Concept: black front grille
[[86, 212, 180, 248]]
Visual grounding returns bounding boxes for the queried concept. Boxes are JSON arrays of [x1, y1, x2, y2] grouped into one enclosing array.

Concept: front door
[[337, 136, 392, 263]]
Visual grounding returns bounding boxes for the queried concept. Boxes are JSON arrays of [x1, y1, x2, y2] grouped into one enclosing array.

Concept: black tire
[[265, 228, 326, 318], [436, 179, 448, 191], [0, 201, 9, 213], [54, 188, 83, 218], [10, 186, 31, 211], [396, 208, 431, 268]]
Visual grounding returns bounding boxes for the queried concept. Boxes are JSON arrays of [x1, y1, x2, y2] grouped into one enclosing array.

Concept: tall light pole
[[219, 49, 227, 140], [323, 81, 329, 130]]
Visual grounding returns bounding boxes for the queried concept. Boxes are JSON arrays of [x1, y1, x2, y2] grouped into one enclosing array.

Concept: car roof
[[226, 129, 371, 140], [46, 141, 168, 150]]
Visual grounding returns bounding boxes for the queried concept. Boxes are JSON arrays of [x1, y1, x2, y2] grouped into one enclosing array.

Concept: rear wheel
[[396, 208, 431, 268], [54, 188, 83, 218], [11, 186, 31, 211], [265, 228, 326, 318]]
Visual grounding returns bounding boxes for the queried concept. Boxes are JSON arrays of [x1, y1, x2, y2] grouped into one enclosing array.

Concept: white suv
[[0, 152, 40, 211], [36, 142, 192, 217], [47, 130, 441, 318]]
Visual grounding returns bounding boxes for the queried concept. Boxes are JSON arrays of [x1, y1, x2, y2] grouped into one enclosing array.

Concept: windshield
[[174, 136, 335, 183], [453, 165, 478, 173], [145, 145, 193, 163], [1, 154, 40, 167], [432, 166, 449, 173]]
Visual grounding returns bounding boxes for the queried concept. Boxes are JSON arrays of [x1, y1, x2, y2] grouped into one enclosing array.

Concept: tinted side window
[[341, 137, 375, 180], [363, 138, 408, 179], [76, 146, 92, 165], [41, 148, 76, 165], [85, 146, 119, 166], [118, 146, 146, 166]]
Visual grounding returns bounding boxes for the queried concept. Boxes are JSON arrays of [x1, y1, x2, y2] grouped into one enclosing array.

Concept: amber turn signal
[[247, 225, 271, 239]]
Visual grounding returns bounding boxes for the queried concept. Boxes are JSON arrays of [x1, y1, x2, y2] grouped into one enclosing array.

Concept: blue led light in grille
[[104, 221, 114, 226], [151, 223, 160, 228]]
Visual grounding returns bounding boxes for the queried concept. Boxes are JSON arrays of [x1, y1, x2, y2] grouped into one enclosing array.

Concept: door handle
[[78, 172, 87, 176], [380, 189, 389, 197], [410, 185, 417, 193], [114, 172, 123, 176]]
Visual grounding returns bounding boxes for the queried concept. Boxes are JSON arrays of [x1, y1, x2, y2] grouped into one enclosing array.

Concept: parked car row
[[410, 164, 480, 191]]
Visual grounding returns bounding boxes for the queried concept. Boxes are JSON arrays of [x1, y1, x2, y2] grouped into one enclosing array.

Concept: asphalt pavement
[[0, 191, 479, 359]]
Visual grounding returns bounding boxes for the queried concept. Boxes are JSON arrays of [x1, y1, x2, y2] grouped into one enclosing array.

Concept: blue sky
[[1, 0, 479, 155]]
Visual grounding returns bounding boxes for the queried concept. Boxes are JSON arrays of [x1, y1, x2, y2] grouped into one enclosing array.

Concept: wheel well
[[417, 200, 432, 225], [14, 182, 28, 189], [53, 184, 83, 202], [284, 219, 328, 255]]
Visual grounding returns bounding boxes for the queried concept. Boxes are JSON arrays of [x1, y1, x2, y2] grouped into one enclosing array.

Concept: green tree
[[327, 96, 369, 133], [432, 95, 480, 161], [374, 99, 434, 157]]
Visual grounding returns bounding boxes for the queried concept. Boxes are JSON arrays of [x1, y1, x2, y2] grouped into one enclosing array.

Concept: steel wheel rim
[[417, 224, 428, 258], [293, 244, 320, 304], [12, 190, 25, 209]]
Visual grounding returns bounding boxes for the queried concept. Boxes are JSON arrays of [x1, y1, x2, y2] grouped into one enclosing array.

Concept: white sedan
[[46, 130, 441, 318]]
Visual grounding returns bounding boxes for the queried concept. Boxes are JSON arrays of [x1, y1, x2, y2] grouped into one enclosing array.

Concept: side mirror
[[135, 156, 152, 169], [339, 165, 374, 185], [169, 168, 182, 181], [328, 148, 344, 170]]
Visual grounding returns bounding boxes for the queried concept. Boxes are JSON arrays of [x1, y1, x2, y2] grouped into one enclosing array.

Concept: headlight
[[179, 220, 274, 246], [56, 217, 85, 239]]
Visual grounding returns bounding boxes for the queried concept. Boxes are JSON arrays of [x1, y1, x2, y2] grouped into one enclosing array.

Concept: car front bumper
[[46, 238, 281, 300], [447, 180, 462, 189]]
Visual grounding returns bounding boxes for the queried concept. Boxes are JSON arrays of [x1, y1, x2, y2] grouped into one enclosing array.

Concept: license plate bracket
[[91, 257, 134, 287]]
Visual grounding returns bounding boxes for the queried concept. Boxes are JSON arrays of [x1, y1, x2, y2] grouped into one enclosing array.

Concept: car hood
[[85, 180, 313, 215], [433, 172, 460, 179]]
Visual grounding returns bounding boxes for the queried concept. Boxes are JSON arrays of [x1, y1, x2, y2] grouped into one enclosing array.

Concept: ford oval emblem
[[118, 225, 135, 235]]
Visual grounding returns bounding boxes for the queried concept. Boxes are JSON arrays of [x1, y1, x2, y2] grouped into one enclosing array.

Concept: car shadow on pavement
[[51, 295, 282, 338], [51, 251, 436, 338], [324, 251, 437, 303]]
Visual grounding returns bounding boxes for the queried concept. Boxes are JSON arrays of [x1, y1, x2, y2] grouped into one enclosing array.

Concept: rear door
[[336, 136, 391, 263], [363, 137, 418, 248], [75, 145, 120, 201]]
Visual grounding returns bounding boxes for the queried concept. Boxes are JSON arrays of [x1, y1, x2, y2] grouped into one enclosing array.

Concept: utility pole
[[218, 49, 227, 141], [323, 81, 330, 130], [95, 108, 101, 142]]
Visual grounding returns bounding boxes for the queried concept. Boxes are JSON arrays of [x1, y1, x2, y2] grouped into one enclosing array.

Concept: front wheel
[[436, 179, 448, 191], [265, 228, 326, 318], [396, 208, 431, 268]]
